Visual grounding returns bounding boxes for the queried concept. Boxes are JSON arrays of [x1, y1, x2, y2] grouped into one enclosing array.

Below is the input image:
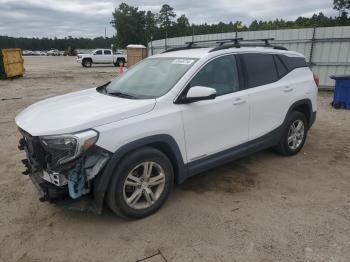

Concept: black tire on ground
[[82, 59, 92, 68], [275, 111, 308, 156], [107, 147, 174, 219], [116, 58, 125, 67]]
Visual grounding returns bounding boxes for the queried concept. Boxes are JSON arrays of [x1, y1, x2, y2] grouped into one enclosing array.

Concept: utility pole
[[165, 26, 168, 51], [150, 35, 153, 56], [104, 27, 107, 48], [192, 25, 195, 42]]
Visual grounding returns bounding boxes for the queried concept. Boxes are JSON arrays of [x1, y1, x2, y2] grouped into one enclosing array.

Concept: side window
[[278, 55, 307, 71], [95, 50, 102, 55], [104, 50, 112, 55], [189, 55, 239, 96], [241, 54, 278, 88], [274, 55, 288, 78]]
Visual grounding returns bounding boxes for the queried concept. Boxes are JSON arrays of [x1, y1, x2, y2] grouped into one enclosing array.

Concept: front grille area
[[19, 129, 47, 172], [19, 129, 76, 172]]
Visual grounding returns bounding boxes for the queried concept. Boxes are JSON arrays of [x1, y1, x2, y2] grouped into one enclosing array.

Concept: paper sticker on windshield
[[172, 59, 195, 65]]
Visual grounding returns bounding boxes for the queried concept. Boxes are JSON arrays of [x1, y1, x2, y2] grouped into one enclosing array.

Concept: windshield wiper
[[107, 91, 139, 99], [96, 82, 111, 94]]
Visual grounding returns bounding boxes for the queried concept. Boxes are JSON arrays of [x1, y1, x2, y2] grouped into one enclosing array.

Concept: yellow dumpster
[[0, 48, 25, 79]]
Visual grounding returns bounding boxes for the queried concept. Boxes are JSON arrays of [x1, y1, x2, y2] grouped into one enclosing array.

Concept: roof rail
[[186, 38, 243, 46], [210, 38, 288, 52], [162, 38, 243, 53], [162, 46, 205, 53], [162, 37, 288, 54]]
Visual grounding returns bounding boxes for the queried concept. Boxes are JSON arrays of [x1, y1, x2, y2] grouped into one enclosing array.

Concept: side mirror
[[178, 86, 216, 104]]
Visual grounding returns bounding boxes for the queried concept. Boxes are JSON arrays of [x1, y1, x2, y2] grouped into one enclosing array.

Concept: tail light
[[313, 74, 320, 87]]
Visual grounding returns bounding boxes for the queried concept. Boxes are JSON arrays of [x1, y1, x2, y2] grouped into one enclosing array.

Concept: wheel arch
[[287, 99, 314, 128], [82, 57, 92, 62], [92, 134, 186, 214], [116, 57, 126, 63]]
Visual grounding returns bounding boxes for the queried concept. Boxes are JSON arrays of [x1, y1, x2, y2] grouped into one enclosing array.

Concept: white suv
[[16, 39, 318, 219]]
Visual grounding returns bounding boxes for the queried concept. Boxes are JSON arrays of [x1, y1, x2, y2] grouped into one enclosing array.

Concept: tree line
[[1, 0, 349, 50], [112, 1, 350, 47], [0, 36, 117, 51]]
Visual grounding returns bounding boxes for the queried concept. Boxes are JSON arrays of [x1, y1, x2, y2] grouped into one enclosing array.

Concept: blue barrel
[[330, 75, 350, 109]]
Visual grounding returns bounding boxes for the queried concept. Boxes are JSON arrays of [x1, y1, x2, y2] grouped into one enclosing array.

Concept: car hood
[[15, 88, 156, 136]]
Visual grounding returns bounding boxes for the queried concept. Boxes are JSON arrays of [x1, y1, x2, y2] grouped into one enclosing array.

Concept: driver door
[[93, 50, 103, 63], [180, 55, 249, 162]]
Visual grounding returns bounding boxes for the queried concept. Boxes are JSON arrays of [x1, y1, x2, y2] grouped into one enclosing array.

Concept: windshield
[[105, 57, 197, 98]]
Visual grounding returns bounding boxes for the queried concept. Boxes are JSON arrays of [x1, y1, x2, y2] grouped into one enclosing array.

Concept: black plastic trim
[[309, 111, 317, 128]]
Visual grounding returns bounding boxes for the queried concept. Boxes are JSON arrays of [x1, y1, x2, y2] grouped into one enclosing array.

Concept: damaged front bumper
[[18, 130, 111, 214], [29, 172, 102, 213]]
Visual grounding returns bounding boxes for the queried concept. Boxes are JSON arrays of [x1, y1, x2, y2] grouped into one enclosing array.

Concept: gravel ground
[[0, 56, 349, 262]]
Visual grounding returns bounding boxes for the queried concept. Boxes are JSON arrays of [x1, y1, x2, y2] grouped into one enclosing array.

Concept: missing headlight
[[40, 130, 98, 167]]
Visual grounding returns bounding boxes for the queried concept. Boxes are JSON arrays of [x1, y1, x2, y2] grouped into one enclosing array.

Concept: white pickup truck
[[77, 49, 127, 67]]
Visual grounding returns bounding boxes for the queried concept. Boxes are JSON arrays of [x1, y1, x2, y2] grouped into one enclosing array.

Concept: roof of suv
[[153, 47, 304, 59]]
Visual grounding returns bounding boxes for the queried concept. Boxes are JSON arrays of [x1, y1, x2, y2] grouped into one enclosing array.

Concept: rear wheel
[[116, 58, 125, 67], [275, 111, 308, 156], [107, 147, 173, 219]]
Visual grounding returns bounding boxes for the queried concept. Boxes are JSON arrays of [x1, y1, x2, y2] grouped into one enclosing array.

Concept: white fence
[[148, 26, 350, 89]]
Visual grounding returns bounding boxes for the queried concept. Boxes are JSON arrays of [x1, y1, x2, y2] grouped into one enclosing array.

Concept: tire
[[107, 147, 174, 219], [82, 59, 92, 68], [275, 111, 308, 156], [116, 59, 125, 67]]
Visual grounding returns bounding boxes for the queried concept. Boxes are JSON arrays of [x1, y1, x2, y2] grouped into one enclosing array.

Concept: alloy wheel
[[123, 161, 166, 210], [287, 120, 305, 150]]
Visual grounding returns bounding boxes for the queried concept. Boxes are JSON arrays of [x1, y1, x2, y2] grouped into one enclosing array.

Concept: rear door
[[239, 53, 293, 140], [103, 49, 113, 63], [181, 55, 250, 162]]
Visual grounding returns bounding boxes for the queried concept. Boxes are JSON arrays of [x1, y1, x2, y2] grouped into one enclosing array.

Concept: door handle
[[284, 86, 294, 92], [233, 98, 246, 105]]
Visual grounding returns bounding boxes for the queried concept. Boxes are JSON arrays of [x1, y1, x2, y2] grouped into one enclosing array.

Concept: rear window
[[274, 55, 288, 78], [240, 54, 278, 88], [104, 50, 112, 55], [278, 55, 307, 71]]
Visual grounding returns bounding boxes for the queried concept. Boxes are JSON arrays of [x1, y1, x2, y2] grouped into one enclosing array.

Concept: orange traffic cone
[[119, 62, 124, 75]]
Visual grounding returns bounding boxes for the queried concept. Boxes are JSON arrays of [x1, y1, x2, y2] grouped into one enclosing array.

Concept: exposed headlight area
[[40, 130, 98, 167], [18, 129, 110, 202]]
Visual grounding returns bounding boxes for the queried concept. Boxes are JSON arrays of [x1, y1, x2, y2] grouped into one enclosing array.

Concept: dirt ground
[[0, 56, 349, 262]]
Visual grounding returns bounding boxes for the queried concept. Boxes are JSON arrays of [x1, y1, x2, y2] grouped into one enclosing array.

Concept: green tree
[[158, 4, 176, 43], [158, 4, 176, 28], [176, 14, 190, 36], [145, 11, 157, 42], [333, 0, 350, 16], [111, 3, 146, 48]]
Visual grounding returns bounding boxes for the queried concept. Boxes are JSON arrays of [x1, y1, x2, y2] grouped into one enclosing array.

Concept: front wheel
[[275, 111, 308, 156], [82, 59, 92, 68], [107, 147, 174, 219]]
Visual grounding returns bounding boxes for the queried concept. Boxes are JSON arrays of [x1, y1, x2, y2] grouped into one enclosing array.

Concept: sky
[[0, 0, 338, 38]]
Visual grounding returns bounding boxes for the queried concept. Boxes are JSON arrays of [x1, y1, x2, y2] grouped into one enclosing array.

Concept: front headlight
[[40, 130, 98, 166]]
